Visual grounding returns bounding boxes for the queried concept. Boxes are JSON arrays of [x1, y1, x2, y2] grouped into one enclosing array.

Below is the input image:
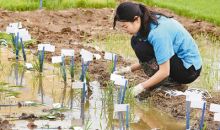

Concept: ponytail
[[113, 2, 172, 38], [138, 4, 158, 38]]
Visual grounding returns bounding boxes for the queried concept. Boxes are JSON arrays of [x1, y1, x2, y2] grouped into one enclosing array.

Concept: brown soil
[[0, 119, 13, 130], [0, 7, 219, 129]]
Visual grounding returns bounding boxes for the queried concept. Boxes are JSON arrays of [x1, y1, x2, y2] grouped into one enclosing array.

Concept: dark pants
[[131, 36, 201, 84]]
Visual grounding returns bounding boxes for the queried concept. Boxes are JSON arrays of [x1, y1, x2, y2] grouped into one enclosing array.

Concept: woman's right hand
[[113, 66, 131, 74]]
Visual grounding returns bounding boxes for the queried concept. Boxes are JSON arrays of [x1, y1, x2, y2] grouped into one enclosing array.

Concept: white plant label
[[53, 103, 61, 109], [25, 63, 33, 69], [186, 93, 203, 102], [38, 44, 55, 52], [61, 49, 74, 57], [190, 100, 205, 109], [9, 22, 22, 28], [52, 56, 62, 64], [210, 103, 220, 113], [214, 113, 220, 121], [22, 34, 31, 42], [80, 49, 93, 62], [93, 53, 101, 60], [114, 104, 129, 112], [18, 28, 31, 41], [73, 127, 83, 130], [6, 26, 18, 34], [82, 53, 93, 62], [104, 52, 116, 61], [110, 73, 123, 81], [114, 78, 127, 86], [72, 81, 84, 89]]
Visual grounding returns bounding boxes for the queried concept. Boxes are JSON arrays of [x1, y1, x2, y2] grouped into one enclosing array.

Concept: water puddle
[[0, 47, 185, 130]]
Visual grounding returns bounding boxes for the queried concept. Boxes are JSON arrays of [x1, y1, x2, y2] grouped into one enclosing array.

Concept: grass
[[190, 34, 220, 91], [136, 0, 220, 26], [0, 0, 116, 11], [91, 33, 136, 60], [91, 32, 220, 91], [0, 33, 36, 48]]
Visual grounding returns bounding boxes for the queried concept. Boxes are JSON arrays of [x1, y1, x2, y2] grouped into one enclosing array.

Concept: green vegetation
[[0, 0, 116, 11], [91, 33, 135, 60], [92, 32, 220, 91], [190, 34, 220, 91], [0, 33, 36, 48], [136, 0, 220, 26], [0, 82, 23, 97]]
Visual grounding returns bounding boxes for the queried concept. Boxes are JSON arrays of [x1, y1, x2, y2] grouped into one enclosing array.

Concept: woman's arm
[[130, 63, 141, 72], [141, 60, 170, 89]]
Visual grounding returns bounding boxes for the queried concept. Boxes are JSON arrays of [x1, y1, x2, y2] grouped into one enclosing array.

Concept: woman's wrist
[[130, 63, 141, 72]]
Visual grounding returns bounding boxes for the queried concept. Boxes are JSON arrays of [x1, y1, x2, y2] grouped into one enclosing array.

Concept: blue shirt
[[146, 16, 202, 70]]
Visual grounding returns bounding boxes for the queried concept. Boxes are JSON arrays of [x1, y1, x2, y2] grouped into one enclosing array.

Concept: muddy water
[[0, 48, 184, 130]]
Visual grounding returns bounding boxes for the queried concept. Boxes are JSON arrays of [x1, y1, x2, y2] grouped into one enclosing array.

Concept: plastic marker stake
[[104, 52, 116, 61], [126, 105, 129, 128], [199, 102, 206, 130], [72, 81, 84, 89], [61, 56, 67, 82], [112, 55, 118, 72], [61, 49, 74, 57], [15, 32, 19, 60], [52, 56, 62, 64], [40, 0, 43, 9], [120, 80, 128, 104], [20, 38, 26, 62], [210, 103, 220, 113], [81, 82, 86, 103], [118, 85, 123, 104], [80, 59, 85, 82], [70, 56, 74, 79], [186, 100, 190, 130], [114, 104, 130, 127], [40, 47, 45, 73], [214, 113, 220, 121]]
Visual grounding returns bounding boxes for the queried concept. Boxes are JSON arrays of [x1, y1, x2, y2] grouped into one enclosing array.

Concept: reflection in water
[[61, 82, 67, 107], [0, 48, 186, 129], [37, 74, 44, 104], [9, 61, 25, 86]]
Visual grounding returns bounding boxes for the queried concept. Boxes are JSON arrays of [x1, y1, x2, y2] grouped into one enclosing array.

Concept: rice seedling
[[69, 56, 74, 82], [79, 60, 90, 82], [20, 38, 26, 62], [11, 33, 22, 60], [60, 56, 67, 83], [0, 0, 116, 11], [33, 48, 45, 73]]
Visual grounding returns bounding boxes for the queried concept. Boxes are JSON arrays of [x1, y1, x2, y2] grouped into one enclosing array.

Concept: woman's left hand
[[131, 83, 145, 96]]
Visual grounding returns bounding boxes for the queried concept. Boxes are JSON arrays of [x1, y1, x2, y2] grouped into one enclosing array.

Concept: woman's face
[[120, 16, 141, 35]]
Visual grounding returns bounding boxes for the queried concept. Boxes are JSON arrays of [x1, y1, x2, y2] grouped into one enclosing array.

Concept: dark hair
[[113, 2, 172, 38]]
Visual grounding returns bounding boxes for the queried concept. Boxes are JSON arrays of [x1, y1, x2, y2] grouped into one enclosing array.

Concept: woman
[[113, 2, 202, 96]]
